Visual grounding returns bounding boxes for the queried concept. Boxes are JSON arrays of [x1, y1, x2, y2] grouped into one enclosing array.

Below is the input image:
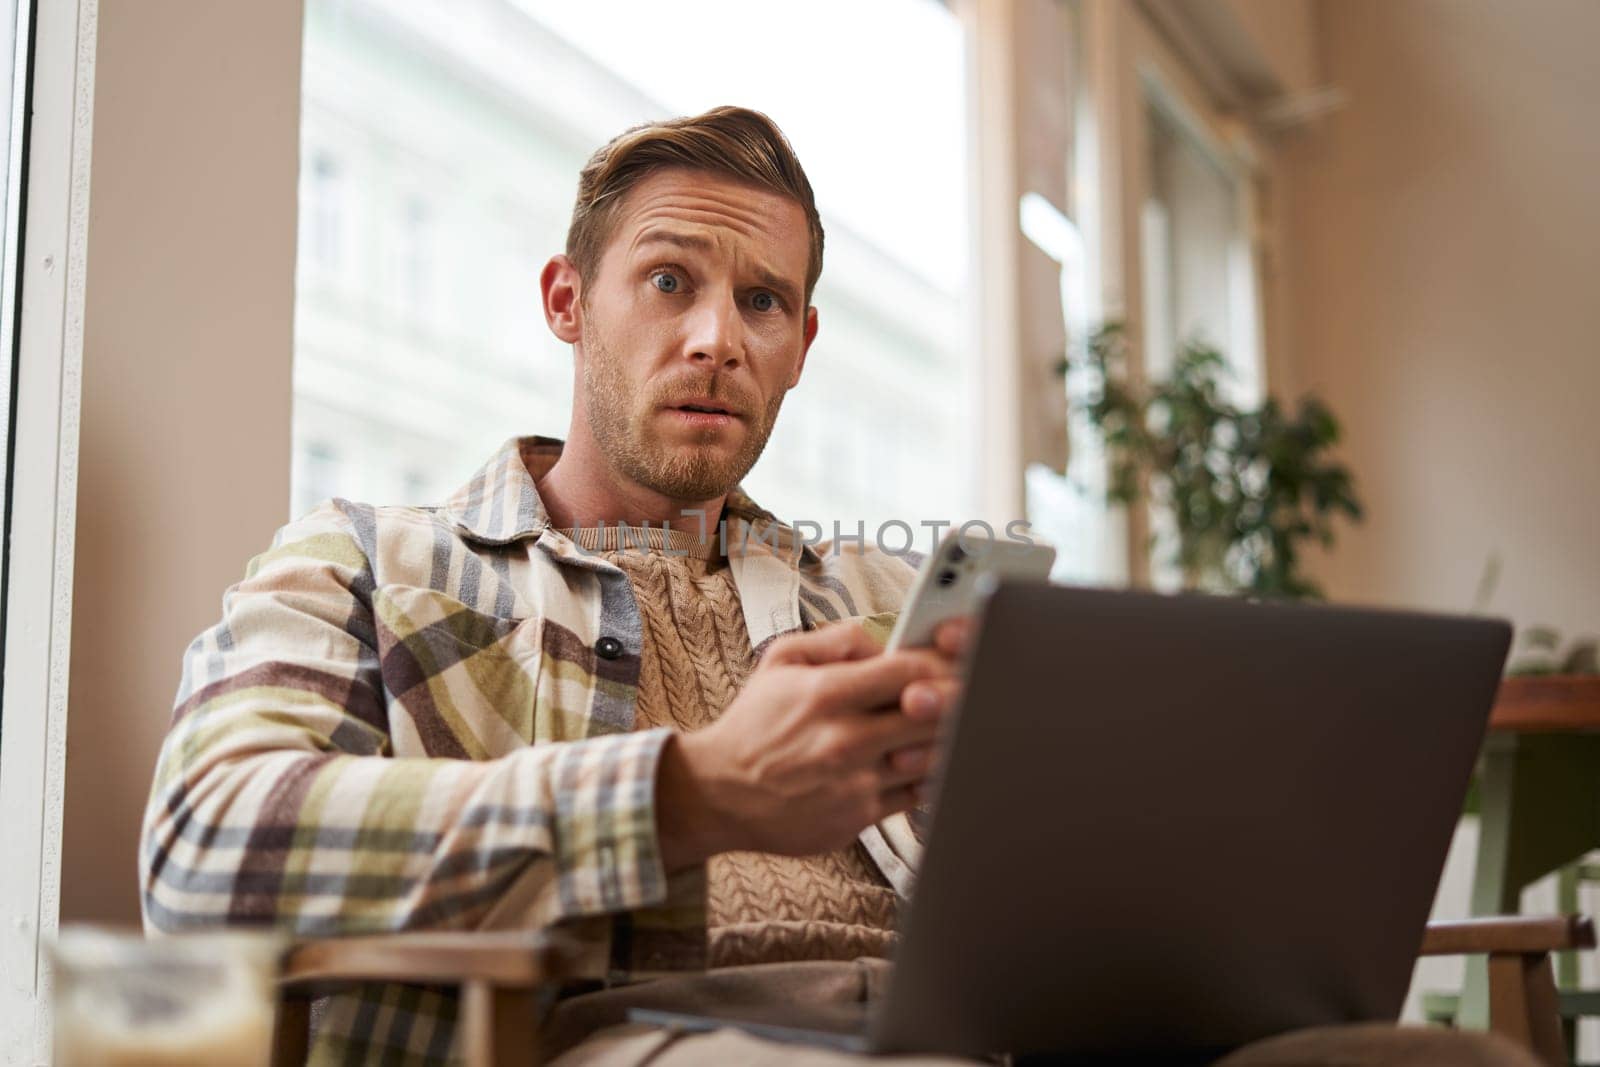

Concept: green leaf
[[1070, 319, 1360, 601]]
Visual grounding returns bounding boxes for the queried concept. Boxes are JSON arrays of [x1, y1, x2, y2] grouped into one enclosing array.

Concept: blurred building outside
[[293, 0, 975, 543]]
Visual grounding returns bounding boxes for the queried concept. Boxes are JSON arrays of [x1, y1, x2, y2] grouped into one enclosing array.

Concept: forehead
[[604, 167, 810, 276]]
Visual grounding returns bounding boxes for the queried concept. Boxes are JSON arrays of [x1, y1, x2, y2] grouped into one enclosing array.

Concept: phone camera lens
[[947, 545, 967, 564], [937, 570, 958, 588]]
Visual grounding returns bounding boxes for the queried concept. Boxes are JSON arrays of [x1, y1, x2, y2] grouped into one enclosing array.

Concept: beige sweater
[[564, 525, 899, 967]]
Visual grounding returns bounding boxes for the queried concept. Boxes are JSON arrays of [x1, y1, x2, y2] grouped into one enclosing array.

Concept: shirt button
[[594, 636, 624, 660]]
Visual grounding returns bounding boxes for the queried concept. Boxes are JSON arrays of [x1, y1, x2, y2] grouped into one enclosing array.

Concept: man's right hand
[[656, 620, 968, 871]]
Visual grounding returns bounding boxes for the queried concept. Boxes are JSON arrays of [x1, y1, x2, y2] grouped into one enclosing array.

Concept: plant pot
[[1489, 675, 1600, 732]]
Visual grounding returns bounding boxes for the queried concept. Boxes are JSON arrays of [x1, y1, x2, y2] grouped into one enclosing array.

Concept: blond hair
[[566, 106, 825, 304]]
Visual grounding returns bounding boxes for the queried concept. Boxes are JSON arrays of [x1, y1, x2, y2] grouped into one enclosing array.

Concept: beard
[[579, 323, 787, 501]]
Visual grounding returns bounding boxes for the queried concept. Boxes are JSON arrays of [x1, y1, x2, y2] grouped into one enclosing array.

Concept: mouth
[[663, 398, 744, 428], [671, 397, 739, 415]]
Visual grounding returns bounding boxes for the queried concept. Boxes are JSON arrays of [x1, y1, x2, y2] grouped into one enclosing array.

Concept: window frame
[[1134, 11, 1266, 395], [1078, 0, 1276, 584], [0, 0, 99, 1056]]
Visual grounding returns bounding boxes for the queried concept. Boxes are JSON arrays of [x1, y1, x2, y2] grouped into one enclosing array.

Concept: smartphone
[[885, 529, 1056, 651]]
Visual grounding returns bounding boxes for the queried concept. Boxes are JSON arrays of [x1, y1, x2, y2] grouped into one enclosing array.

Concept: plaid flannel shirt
[[141, 437, 922, 1064]]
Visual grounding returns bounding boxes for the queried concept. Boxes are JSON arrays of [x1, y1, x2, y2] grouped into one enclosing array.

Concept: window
[[305, 151, 343, 272], [401, 467, 430, 506], [1140, 93, 1261, 404], [1010, 0, 1125, 584], [1, 0, 95, 1053], [292, 0, 975, 532], [293, 440, 342, 517], [1020, 0, 1274, 588], [392, 194, 432, 321], [1134, 56, 1267, 591]]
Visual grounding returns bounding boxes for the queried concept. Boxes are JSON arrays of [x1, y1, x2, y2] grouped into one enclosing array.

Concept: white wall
[[61, 1, 303, 924], [1284, 4, 1600, 1033], [1286, 0, 1600, 639]]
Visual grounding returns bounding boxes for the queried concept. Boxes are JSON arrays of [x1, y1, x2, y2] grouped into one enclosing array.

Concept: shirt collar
[[444, 436, 816, 566], [443, 436, 560, 545]]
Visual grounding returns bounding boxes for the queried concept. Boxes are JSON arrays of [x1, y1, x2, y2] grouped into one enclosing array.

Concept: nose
[[683, 289, 744, 370]]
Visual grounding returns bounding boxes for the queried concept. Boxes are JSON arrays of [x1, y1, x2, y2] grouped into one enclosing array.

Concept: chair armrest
[[1418, 915, 1596, 957], [282, 929, 579, 989], [1415, 915, 1593, 1067], [274, 932, 580, 1067]]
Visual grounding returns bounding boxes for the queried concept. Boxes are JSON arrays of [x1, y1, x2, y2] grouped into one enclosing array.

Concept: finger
[[901, 676, 961, 722], [877, 783, 921, 819], [931, 616, 976, 659], [764, 621, 882, 666], [883, 742, 939, 780], [816, 648, 948, 711], [851, 706, 942, 758]]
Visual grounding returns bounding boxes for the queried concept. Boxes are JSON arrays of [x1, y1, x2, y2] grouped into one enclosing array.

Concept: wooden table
[[1458, 676, 1600, 1030]]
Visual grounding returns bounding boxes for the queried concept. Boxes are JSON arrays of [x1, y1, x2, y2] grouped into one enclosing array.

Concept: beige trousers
[[544, 961, 1538, 1067]]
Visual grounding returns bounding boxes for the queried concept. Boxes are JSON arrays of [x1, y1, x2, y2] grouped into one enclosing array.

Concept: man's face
[[569, 167, 817, 502]]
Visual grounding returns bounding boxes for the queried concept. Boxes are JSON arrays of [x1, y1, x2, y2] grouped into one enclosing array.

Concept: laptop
[[630, 583, 1511, 1061]]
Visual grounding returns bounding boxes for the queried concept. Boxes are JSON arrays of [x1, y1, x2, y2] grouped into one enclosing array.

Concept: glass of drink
[[51, 926, 284, 1067]]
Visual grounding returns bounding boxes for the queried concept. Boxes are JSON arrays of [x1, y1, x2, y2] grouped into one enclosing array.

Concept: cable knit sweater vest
[[561, 525, 899, 968]]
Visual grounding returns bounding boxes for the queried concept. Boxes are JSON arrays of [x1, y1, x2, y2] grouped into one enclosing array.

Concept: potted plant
[[1060, 323, 1362, 600]]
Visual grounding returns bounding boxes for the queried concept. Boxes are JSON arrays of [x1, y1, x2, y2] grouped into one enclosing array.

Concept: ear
[[541, 254, 583, 344], [790, 305, 819, 388]]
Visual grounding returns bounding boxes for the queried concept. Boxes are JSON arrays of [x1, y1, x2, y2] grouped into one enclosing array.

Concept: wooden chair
[[1420, 915, 1596, 1065], [272, 915, 1596, 1067], [272, 930, 581, 1067], [1428, 863, 1600, 1060]]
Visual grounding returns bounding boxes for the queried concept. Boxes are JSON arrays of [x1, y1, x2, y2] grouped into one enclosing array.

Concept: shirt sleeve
[[139, 503, 704, 972]]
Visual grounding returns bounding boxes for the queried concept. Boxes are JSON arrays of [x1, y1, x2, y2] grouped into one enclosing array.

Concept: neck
[[535, 424, 727, 537]]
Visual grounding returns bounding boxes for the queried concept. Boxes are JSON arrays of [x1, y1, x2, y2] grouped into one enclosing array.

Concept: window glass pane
[[1139, 92, 1263, 589], [304, 151, 342, 272], [1140, 97, 1260, 404], [293, 0, 973, 531], [1019, 1, 1126, 586]]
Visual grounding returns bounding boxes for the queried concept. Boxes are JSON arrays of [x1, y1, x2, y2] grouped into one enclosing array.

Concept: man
[[142, 108, 1532, 1067]]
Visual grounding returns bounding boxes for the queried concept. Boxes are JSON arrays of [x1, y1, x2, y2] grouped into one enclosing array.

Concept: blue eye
[[752, 291, 775, 312], [652, 272, 679, 293]]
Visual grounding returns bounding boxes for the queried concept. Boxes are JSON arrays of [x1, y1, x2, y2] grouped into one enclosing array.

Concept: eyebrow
[[633, 229, 805, 308]]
